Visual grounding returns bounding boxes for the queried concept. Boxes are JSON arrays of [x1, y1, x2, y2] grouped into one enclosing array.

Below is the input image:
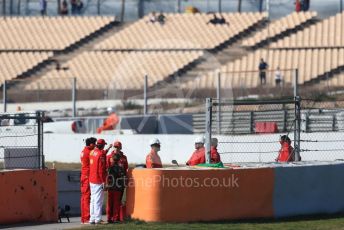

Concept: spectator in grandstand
[[60, 0, 69, 16], [71, 0, 77, 15], [211, 138, 221, 164], [276, 135, 295, 162], [207, 13, 229, 26], [157, 11, 166, 25], [258, 58, 268, 85], [76, 0, 84, 14], [295, 0, 302, 12], [274, 66, 283, 87], [186, 136, 206, 166], [147, 11, 157, 23], [302, 0, 310, 11], [40, 0, 47, 16], [146, 138, 163, 168]]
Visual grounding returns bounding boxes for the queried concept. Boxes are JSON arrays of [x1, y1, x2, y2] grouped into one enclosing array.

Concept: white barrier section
[[43, 132, 344, 164]]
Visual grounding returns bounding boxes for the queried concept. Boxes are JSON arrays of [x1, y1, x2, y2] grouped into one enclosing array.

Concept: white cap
[[194, 136, 205, 144], [150, 138, 161, 146]]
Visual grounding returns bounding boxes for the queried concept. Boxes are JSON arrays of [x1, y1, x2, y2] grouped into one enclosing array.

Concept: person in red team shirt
[[80, 137, 97, 224], [89, 139, 112, 225], [276, 135, 295, 162], [106, 141, 128, 223], [186, 136, 206, 166], [210, 138, 221, 164]]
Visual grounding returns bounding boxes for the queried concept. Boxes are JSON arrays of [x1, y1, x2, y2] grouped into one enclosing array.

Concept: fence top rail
[[212, 99, 296, 106]]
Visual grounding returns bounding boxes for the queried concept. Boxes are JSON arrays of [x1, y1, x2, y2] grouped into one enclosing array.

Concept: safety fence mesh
[[0, 112, 44, 170], [208, 98, 344, 163]]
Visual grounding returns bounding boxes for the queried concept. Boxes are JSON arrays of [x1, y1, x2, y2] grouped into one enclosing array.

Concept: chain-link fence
[[205, 97, 344, 164], [0, 111, 44, 170]]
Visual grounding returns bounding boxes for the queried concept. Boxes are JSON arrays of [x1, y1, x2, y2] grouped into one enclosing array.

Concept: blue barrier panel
[[274, 163, 344, 218]]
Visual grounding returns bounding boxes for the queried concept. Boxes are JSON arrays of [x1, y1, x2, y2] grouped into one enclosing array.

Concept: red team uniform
[[106, 142, 128, 222], [80, 145, 93, 223]]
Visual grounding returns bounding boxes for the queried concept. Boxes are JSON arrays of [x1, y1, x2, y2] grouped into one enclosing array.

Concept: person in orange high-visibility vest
[[276, 135, 295, 162], [146, 138, 162, 168]]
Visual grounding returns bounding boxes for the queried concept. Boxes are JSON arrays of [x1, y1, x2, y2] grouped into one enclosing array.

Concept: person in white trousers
[[89, 139, 112, 224]]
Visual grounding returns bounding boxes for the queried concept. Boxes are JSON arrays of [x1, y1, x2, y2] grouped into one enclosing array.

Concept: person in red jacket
[[146, 138, 162, 168], [80, 137, 97, 224], [186, 137, 206, 166], [89, 139, 112, 225], [276, 135, 295, 162], [211, 138, 221, 163], [106, 141, 128, 223]]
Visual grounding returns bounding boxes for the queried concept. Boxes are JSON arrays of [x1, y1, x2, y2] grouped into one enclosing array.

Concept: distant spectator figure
[[276, 135, 295, 162], [97, 107, 119, 134], [295, 0, 302, 12], [40, 0, 47, 16], [147, 11, 157, 23], [76, 0, 83, 14], [302, 0, 310, 11], [70, 0, 77, 15], [258, 58, 268, 85], [274, 66, 283, 87], [157, 11, 166, 25], [60, 0, 69, 16], [258, 0, 264, 12], [207, 13, 229, 25]]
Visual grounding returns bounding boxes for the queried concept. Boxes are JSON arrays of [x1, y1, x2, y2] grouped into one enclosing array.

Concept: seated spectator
[[60, 0, 68, 16], [207, 13, 229, 25], [147, 11, 157, 23], [157, 11, 166, 25]]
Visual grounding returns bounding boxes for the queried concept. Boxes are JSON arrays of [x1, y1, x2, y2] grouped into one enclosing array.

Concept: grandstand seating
[[0, 52, 52, 85], [0, 16, 114, 50], [23, 51, 203, 90], [242, 11, 317, 47], [95, 13, 267, 50], [182, 48, 344, 89], [270, 12, 344, 49], [325, 72, 344, 86]]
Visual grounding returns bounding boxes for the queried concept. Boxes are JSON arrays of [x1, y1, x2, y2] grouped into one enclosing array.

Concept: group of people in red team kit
[[79, 134, 294, 224]]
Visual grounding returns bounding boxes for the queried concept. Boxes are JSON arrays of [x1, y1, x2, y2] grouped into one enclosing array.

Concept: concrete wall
[[43, 132, 344, 164], [0, 169, 58, 224]]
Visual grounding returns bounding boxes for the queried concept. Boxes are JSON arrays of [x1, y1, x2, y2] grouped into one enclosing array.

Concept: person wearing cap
[[186, 136, 206, 166], [146, 138, 162, 168], [106, 141, 128, 223], [89, 139, 112, 225], [211, 138, 221, 164], [276, 135, 295, 162], [80, 137, 97, 224]]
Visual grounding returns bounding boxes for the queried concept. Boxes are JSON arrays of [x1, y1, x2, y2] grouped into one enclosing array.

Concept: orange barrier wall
[[126, 168, 274, 222], [0, 169, 58, 224]]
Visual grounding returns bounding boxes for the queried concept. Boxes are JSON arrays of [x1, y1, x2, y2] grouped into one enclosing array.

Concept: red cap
[[114, 141, 122, 149], [97, 139, 107, 145]]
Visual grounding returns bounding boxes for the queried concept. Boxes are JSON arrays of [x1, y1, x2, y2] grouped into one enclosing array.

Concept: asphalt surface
[[0, 216, 99, 230]]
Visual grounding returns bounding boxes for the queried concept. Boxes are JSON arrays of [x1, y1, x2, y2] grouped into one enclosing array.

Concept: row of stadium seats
[[270, 12, 344, 49], [242, 11, 317, 47], [0, 16, 114, 50], [95, 13, 267, 50], [0, 52, 52, 84], [23, 51, 203, 90], [182, 48, 344, 89]]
